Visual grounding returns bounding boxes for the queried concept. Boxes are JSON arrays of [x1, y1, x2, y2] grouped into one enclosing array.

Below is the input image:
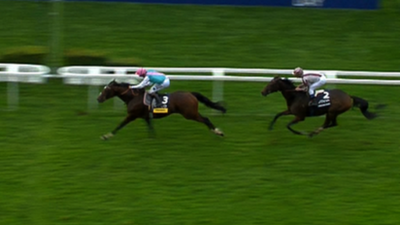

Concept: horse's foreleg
[[101, 115, 136, 140], [269, 110, 291, 130], [286, 116, 307, 135]]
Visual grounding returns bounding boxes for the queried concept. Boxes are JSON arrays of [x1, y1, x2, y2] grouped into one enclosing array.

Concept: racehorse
[[261, 76, 378, 137], [97, 79, 226, 140]]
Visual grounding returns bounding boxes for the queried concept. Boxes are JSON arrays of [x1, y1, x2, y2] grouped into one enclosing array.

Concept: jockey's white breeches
[[149, 77, 170, 94], [308, 76, 326, 96]]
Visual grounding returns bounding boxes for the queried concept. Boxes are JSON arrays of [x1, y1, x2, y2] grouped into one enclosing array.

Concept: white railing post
[[324, 70, 338, 88], [211, 69, 225, 114], [113, 68, 128, 110], [87, 85, 99, 110], [212, 69, 225, 102], [87, 67, 101, 110], [0, 64, 49, 111], [6, 65, 19, 111]]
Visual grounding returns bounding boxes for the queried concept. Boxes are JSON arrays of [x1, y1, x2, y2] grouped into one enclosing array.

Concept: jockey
[[292, 67, 327, 106], [129, 68, 170, 103]]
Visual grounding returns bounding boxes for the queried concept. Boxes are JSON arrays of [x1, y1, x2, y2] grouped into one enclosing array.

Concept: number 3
[[162, 96, 168, 104]]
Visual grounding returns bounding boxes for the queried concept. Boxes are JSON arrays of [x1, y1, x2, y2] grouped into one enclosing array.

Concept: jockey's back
[[147, 70, 166, 84], [302, 72, 325, 85]]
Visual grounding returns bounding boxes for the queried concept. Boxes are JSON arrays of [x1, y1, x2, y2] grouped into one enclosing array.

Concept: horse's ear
[[109, 78, 119, 84], [273, 75, 281, 80]]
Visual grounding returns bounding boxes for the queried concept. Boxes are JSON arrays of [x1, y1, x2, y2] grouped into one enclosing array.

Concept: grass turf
[[0, 0, 400, 70]]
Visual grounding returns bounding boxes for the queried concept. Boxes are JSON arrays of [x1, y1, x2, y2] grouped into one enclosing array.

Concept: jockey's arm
[[130, 77, 150, 89], [295, 83, 308, 91]]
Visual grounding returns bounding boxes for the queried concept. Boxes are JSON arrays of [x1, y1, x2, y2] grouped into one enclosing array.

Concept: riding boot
[[148, 95, 155, 119], [151, 93, 162, 106], [308, 94, 317, 106]]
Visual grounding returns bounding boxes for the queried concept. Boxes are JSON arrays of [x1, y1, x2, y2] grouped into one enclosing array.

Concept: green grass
[[1, 79, 399, 225], [1, 1, 400, 225], [0, 0, 400, 70]]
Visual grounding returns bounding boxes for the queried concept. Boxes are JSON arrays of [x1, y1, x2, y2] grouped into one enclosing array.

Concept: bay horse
[[261, 76, 378, 137], [97, 79, 226, 140]]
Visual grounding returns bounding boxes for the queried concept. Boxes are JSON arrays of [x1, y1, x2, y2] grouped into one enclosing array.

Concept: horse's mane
[[278, 77, 296, 89], [118, 82, 130, 88], [111, 81, 140, 89], [111, 81, 145, 94]]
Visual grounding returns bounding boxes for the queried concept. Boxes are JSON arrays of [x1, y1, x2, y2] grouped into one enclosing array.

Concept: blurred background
[[0, 0, 400, 224]]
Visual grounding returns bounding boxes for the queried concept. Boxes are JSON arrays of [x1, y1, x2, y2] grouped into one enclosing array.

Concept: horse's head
[[261, 76, 296, 96], [97, 79, 121, 103], [97, 79, 139, 103]]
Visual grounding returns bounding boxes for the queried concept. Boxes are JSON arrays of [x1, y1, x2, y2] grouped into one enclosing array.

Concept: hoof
[[299, 131, 309, 136], [101, 133, 113, 140], [213, 128, 224, 136], [308, 131, 319, 138]]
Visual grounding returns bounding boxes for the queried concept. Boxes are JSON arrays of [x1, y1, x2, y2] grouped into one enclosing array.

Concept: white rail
[[57, 66, 400, 110], [57, 66, 400, 78], [0, 63, 50, 110], [1, 64, 400, 111], [58, 73, 400, 85]]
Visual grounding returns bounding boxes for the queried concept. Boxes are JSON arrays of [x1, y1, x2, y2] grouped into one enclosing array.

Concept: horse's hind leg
[[185, 112, 224, 136], [309, 113, 338, 138], [286, 116, 307, 135]]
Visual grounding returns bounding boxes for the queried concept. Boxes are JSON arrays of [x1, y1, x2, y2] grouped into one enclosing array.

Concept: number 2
[[323, 91, 330, 99]]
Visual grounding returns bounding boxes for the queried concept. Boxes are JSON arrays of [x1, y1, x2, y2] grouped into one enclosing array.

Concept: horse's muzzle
[[97, 97, 105, 103], [261, 91, 268, 97]]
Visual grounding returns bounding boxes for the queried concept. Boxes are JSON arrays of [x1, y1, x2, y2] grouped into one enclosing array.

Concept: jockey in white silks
[[292, 67, 327, 106]]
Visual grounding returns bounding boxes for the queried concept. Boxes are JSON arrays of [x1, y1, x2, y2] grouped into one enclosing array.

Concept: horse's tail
[[351, 96, 377, 120], [191, 92, 227, 113]]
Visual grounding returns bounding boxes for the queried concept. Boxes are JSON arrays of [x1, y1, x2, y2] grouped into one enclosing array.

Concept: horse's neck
[[117, 89, 141, 104], [281, 89, 304, 104], [281, 89, 296, 101], [117, 95, 131, 104]]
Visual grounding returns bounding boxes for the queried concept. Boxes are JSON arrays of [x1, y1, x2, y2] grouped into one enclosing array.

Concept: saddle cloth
[[143, 92, 170, 113], [312, 89, 331, 108]]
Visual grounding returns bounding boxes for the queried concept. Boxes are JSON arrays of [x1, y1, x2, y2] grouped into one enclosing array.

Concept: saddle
[[314, 90, 331, 106], [306, 90, 331, 116], [143, 92, 169, 114]]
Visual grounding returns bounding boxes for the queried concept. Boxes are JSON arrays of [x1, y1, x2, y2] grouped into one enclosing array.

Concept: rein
[[120, 88, 137, 96]]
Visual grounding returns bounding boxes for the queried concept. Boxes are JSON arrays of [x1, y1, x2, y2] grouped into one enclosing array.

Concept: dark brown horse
[[97, 80, 226, 140], [261, 76, 378, 137]]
